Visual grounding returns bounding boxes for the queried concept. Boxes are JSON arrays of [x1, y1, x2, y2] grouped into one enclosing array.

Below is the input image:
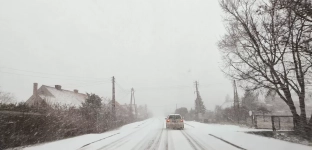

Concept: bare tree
[[0, 90, 15, 104], [280, 0, 312, 55], [218, 0, 312, 137], [282, 0, 312, 22]]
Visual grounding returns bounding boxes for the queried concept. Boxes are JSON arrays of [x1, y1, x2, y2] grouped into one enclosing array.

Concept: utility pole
[[233, 80, 240, 123], [131, 88, 137, 120], [112, 76, 116, 121], [145, 104, 147, 118], [195, 81, 200, 98], [129, 88, 134, 119], [194, 81, 201, 121]]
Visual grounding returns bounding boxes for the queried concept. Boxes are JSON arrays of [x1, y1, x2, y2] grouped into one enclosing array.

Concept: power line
[[0, 66, 110, 81], [135, 85, 191, 91], [134, 85, 222, 92], [115, 81, 128, 93], [0, 70, 109, 82], [118, 91, 132, 102], [70, 81, 112, 88]]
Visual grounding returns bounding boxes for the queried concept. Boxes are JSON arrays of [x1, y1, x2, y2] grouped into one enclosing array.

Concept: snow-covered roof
[[37, 85, 87, 107]]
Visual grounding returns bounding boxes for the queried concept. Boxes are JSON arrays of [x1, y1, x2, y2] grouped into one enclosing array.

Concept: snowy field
[[22, 118, 311, 150]]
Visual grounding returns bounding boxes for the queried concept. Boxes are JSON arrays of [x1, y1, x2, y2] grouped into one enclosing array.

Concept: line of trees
[[218, 0, 312, 138], [0, 93, 149, 149], [214, 91, 271, 124], [0, 90, 15, 104], [175, 107, 213, 121]]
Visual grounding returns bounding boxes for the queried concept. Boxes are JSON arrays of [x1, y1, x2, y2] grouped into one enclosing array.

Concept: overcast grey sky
[[0, 0, 233, 116]]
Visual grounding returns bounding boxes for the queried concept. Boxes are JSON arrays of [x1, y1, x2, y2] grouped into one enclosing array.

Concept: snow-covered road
[[24, 118, 311, 150], [77, 118, 237, 150]]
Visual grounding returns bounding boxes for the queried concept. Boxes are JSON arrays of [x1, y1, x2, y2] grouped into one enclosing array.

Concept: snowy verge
[[185, 121, 312, 150], [246, 131, 312, 146], [21, 119, 150, 150]]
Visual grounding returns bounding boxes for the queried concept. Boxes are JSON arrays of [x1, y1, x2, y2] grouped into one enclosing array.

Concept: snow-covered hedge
[[0, 103, 128, 149]]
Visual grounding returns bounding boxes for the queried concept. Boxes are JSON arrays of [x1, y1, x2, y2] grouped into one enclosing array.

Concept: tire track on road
[[181, 130, 215, 150], [165, 129, 168, 150], [96, 119, 154, 150], [149, 128, 164, 150], [185, 131, 215, 150], [181, 130, 199, 150], [168, 129, 175, 150], [78, 133, 120, 149], [130, 120, 163, 150], [110, 139, 131, 149], [79, 120, 151, 150]]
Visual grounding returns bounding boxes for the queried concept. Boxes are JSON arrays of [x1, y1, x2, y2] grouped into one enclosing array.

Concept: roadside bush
[[0, 102, 125, 149]]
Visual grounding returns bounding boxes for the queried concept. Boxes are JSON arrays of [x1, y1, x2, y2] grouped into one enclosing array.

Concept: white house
[[26, 83, 87, 107]]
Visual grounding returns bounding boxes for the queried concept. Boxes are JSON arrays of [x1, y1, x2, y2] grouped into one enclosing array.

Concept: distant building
[[26, 83, 87, 107]]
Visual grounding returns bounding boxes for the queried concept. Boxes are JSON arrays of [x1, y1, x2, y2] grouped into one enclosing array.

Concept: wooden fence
[[253, 115, 294, 131]]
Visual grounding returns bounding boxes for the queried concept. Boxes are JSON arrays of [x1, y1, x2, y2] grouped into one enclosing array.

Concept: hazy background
[[0, 0, 232, 116]]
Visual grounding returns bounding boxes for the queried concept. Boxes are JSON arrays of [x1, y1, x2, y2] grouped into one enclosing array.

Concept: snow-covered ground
[[23, 118, 311, 150]]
